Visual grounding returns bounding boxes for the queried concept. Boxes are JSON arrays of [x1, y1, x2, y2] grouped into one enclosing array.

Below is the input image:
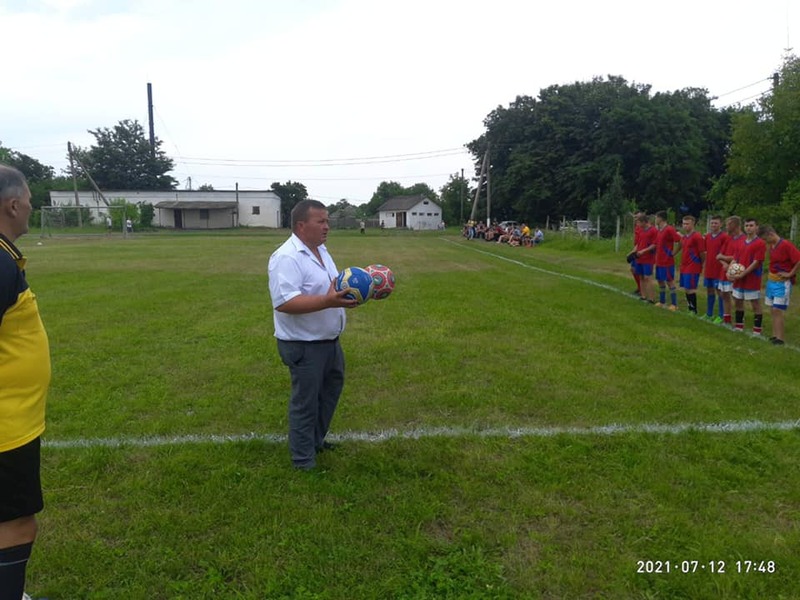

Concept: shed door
[[174, 209, 183, 229], [396, 212, 406, 228]]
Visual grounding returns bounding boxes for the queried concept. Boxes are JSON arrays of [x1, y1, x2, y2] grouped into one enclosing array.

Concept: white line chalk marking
[[43, 419, 800, 449]]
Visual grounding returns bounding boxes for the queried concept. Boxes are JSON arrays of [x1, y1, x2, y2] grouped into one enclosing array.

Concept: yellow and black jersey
[[0, 233, 50, 452]]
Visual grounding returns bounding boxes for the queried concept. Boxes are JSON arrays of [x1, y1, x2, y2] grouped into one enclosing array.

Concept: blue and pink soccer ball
[[335, 264, 395, 304]]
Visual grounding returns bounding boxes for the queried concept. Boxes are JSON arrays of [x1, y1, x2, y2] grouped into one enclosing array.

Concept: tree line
[[4, 53, 798, 233]]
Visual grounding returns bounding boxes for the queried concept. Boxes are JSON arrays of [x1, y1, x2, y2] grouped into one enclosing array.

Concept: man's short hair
[[744, 217, 758, 225], [710, 215, 723, 222], [682, 215, 696, 224], [757, 224, 776, 238], [655, 210, 668, 222], [291, 199, 327, 230], [727, 215, 742, 229], [636, 214, 650, 225], [0, 164, 29, 203]]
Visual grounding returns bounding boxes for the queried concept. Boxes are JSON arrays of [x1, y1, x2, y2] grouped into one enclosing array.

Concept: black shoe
[[771, 338, 785, 345], [316, 441, 338, 453]]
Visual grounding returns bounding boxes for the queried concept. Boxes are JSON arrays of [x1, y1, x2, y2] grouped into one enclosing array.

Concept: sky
[[1, 0, 797, 205]]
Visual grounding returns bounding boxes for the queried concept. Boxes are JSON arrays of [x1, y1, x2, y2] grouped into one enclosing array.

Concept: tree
[[439, 173, 471, 225], [198, 183, 214, 191], [710, 54, 800, 229], [73, 119, 177, 190], [365, 181, 405, 216], [271, 181, 309, 228], [467, 77, 729, 224], [364, 181, 440, 216], [0, 142, 61, 209], [108, 198, 140, 229], [588, 165, 630, 237]]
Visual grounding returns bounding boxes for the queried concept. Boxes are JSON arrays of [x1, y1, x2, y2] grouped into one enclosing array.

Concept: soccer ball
[[727, 262, 746, 278], [335, 266, 374, 305], [365, 264, 395, 300]]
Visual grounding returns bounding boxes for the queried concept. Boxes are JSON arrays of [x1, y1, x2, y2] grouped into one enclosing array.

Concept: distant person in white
[[268, 200, 357, 470]]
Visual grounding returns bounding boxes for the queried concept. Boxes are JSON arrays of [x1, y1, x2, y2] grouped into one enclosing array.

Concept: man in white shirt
[[268, 200, 357, 470]]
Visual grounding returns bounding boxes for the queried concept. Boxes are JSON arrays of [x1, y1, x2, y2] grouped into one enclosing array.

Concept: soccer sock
[[706, 294, 715, 317], [659, 289, 666, 304], [718, 296, 724, 317], [687, 293, 697, 313], [735, 310, 745, 330], [670, 288, 677, 307], [633, 273, 641, 293], [0, 542, 33, 600], [753, 314, 763, 335]]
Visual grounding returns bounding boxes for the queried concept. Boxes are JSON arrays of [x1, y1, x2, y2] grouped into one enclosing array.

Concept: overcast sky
[[1, 0, 796, 205]]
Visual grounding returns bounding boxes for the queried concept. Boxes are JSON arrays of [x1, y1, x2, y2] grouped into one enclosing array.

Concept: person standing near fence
[[0, 165, 51, 600], [678, 215, 705, 314], [703, 215, 728, 322]]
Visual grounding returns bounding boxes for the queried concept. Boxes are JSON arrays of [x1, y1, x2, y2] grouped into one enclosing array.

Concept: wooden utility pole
[[486, 143, 491, 226], [459, 168, 464, 225], [469, 150, 489, 223], [67, 142, 83, 227]]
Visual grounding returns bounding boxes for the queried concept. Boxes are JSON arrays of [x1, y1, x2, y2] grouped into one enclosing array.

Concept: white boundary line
[[42, 419, 800, 449], [446, 238, 800, 352]]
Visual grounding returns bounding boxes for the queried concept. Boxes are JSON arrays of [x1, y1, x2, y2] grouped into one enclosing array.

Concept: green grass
[[18, 230, 800, 599]]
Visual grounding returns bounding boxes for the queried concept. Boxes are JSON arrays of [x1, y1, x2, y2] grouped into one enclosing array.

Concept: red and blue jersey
[[680, 231, 705, 275], [768, 238, 800, 284], [636, 226, 657, 265], [655, 225, 681, 267], [734, 237, 766, 291], [704, 231, 729, 279], [721, 234, 746, 282]]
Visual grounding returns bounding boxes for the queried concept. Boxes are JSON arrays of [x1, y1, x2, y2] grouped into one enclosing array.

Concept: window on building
[[412, 212, 417, 216], [423, 200, 429, 205], [252, 206, 260, 215], [199, 209, 209, 220]]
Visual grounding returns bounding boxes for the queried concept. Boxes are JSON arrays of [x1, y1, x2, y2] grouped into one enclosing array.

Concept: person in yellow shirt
[[0, 165, 51, 600]]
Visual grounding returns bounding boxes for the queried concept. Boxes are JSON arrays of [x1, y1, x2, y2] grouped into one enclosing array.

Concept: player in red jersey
[[654, 211, 681, 310], [758, 225, 800, 345], [728, 218, 766, 334], [703, 215, 728, 322], [629, 211, 645, 297], [678, 215, 705, 314], [716, 216, 745, 326], [632, 214, 657, 303]]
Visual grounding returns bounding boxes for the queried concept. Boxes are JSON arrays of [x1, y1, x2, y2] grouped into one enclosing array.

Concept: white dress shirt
[[268, 233, 345, 341]]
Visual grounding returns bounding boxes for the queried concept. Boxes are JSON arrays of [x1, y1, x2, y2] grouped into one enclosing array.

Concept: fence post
[[615, 216, 621, 252], [792, 214, 797, 242]]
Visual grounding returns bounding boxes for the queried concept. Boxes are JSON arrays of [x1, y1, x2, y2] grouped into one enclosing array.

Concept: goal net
[[40, 204, 130, 237]]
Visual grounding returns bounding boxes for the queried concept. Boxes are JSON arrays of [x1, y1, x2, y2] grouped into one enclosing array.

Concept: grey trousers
[[277, 339, 345, 468]]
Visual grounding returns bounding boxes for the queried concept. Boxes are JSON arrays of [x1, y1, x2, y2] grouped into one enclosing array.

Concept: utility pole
[[459, 168, 464, 224], [67, 142, 83, 227], [486, 143, 491, 227], [147, 82, 156, 159]]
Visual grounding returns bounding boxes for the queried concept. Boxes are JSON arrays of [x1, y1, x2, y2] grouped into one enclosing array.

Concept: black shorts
[[0, 437, 43, 522]]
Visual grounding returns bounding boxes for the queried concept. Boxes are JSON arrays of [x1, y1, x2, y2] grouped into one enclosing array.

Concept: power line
[[714, 77, 771, 99], [174, 147, 468, 167]]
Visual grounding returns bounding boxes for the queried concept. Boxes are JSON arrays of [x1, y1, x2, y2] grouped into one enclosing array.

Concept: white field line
[[42, 419, 800, 450], [447, 238, 800, 352]]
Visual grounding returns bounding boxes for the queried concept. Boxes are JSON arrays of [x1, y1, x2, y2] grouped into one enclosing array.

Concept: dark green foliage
[[73, 119, 178, 190], [468, 77, 729, 224], [270, 180, 309, 228]]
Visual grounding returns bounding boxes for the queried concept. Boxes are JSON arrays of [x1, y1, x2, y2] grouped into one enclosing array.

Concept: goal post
[[40, 204, 130, 237]]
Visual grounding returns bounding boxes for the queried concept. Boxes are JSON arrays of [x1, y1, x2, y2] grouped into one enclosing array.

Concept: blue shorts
[[765, 279, 792, 310], [655, 265, 675, 283], [680, 273, 700, 290], [704, 277, 721, 289], [635, 263, 653, 277]]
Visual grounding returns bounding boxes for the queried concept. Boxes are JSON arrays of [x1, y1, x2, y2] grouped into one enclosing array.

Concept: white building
[[48, 190, 282, 229], [376, 195, 442, 230]]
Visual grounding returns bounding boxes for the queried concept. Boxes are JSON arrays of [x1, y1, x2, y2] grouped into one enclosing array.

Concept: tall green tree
[[73, 119, 177, 190], [710, 54, 800, 228], [271, 181, 309, 228], [0, 142, 62, 209], [468, 77, 730, 229], [438, 173, 471, 225], [365, 181, 406, 215]]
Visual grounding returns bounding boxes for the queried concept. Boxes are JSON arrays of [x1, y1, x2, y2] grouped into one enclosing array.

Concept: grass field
[[19, 229, 800, 599]]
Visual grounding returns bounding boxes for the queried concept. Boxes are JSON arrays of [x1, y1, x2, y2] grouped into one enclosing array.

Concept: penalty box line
[[42, 419, 800, 450], [447, 238, 800, 352]]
